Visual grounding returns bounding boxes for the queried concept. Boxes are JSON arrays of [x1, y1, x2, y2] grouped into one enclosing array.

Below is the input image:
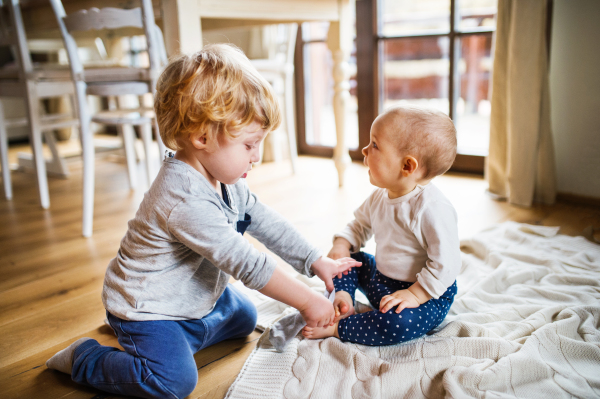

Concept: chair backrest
[[265, 23, 297, 66], [49, 0, 162, 82], [0, 0, 34, 79]]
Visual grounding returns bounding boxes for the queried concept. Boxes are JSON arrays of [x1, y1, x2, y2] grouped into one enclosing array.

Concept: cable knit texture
[[227, 222, 600, 398]]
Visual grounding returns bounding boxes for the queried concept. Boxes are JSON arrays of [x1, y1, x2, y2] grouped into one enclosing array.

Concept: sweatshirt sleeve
[[168, 196, 276, 290], [413, 201, 461, 298], [333, 193, 374, 252], [243, 188, 322, 277]]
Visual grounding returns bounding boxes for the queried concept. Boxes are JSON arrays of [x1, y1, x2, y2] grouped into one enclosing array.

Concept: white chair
[[92, 111, 154, 190], [50, 0, 167, 237], [250, 24, 298, 173], [0, 0, 79, 206]]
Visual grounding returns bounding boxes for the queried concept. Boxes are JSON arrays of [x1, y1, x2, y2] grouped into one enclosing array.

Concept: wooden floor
[[0, 145, 599, 399]]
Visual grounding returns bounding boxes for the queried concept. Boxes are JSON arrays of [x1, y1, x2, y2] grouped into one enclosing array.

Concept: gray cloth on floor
[[269, 290, 335, 352]]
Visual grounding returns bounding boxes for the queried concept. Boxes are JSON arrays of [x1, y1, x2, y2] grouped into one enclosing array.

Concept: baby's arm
[[379, 281, 432, 314], [259, 266, 335, 327], [330, 193, 376, 257], [328, 237, 352, 260]]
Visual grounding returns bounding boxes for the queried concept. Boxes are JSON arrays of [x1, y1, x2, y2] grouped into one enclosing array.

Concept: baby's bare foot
[[334, 291, 355, 322], [302, 322, 339, 340], [355, 301, 374, 314]]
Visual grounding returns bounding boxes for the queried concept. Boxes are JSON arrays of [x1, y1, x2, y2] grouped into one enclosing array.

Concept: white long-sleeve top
[[334, 183, 461, 299]]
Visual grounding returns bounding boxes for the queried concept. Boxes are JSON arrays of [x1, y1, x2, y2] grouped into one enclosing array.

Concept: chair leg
[[139, 122, 153, 187], [25, 82, 50, 209], [74, 81, 94, 237], [284, 71, 298, 173], [43, 130, 69, 177], [119, 124, 138, 190], [0, 101, 12, 200]]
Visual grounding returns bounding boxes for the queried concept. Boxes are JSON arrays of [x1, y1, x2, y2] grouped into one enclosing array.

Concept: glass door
[[357, 0, 497, 172], [294, 21, 362, 159]]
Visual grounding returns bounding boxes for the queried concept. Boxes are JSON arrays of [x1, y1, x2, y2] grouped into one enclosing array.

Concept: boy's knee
[[171, 367, 198, 399], [152, 361, 198, 399], [236, 299, 257, 336], [226, 289, 257, 337]]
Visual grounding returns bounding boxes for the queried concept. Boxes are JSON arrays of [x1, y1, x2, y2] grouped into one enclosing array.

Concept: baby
[[303, 106, 461, 345]]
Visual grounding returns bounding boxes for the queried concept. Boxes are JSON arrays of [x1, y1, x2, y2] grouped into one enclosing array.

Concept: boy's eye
[[372, 142, 378, 149], [246, 144, 254, 150]]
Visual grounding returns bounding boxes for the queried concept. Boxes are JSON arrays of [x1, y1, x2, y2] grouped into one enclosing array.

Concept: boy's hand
[[298, 292, 336, 327], [379, 289, 420, 314], [327, 238, 352, 260], [311, 256, 361, 292]]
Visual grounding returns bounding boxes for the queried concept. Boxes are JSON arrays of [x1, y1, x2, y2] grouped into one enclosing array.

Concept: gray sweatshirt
[[102, 157, 322, 321]]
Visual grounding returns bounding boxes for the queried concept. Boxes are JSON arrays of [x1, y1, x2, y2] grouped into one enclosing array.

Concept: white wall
[[549, 0, 600, 199]]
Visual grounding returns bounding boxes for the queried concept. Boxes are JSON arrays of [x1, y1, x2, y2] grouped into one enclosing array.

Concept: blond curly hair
[[155, 44, 281, 150]]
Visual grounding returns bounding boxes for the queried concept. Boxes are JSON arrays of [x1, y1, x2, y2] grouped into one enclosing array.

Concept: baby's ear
[[402, 156, 419, 175]]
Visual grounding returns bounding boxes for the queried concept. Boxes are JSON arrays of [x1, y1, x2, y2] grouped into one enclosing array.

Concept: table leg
[[327, 0, 354, 187], [161, 0, 203, 56]]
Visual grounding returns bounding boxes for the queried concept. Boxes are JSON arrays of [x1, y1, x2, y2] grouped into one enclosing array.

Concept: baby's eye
[[245, 144, 254, 150], [372, 142, 378, 149]]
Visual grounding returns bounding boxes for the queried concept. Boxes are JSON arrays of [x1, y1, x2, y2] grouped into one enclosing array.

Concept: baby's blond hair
[[384, 106, 457, 179], [155, 44, 281, 150]]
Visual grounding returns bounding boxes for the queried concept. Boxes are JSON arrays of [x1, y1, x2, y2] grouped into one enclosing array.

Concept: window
[[359, 0, 497, 172], [295, 0, 496, 171], [295, 22, 361, 158]]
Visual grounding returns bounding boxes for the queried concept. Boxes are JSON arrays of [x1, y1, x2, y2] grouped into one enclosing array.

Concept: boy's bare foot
[[302, 322, 339, 339]]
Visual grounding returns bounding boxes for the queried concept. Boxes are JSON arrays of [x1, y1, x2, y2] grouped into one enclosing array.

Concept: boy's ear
[[190, 133, 209, 150], [401, 156, 419, 176]]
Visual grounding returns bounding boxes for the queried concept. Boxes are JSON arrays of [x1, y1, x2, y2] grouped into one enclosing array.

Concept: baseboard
[[450, 154, 484, 175], [556, 192, 600, 207]]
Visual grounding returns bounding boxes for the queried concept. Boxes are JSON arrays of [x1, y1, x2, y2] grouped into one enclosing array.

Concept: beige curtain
[[486, 0, 556, 206]]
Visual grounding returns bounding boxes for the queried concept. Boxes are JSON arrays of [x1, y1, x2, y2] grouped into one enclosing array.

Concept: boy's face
[[361, 115, 415, 197], [200, 121, 266, 185]]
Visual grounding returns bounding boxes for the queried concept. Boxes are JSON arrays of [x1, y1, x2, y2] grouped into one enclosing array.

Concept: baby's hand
[[379, 289, 420, 314], [327, 238, 352, 260], [311, 256, 361, 292], [298, 292, 335, 327]]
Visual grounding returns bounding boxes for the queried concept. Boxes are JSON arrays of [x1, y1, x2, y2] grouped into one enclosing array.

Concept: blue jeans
[[334, 252, 457, 346], [71, 285, 257, 399]]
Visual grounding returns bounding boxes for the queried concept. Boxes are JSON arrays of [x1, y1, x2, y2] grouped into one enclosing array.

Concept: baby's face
[[361, 116, 406, 192]]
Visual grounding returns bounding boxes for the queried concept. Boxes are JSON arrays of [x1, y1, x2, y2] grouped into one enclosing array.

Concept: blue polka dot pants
[[333, 252, 457, 346]]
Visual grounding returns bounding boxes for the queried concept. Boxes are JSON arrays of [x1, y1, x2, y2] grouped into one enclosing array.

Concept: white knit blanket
[[227, 222, 600, 398]]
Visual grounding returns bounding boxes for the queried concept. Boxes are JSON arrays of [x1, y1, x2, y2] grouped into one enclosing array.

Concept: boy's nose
[[250, 148, 260, 163]]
